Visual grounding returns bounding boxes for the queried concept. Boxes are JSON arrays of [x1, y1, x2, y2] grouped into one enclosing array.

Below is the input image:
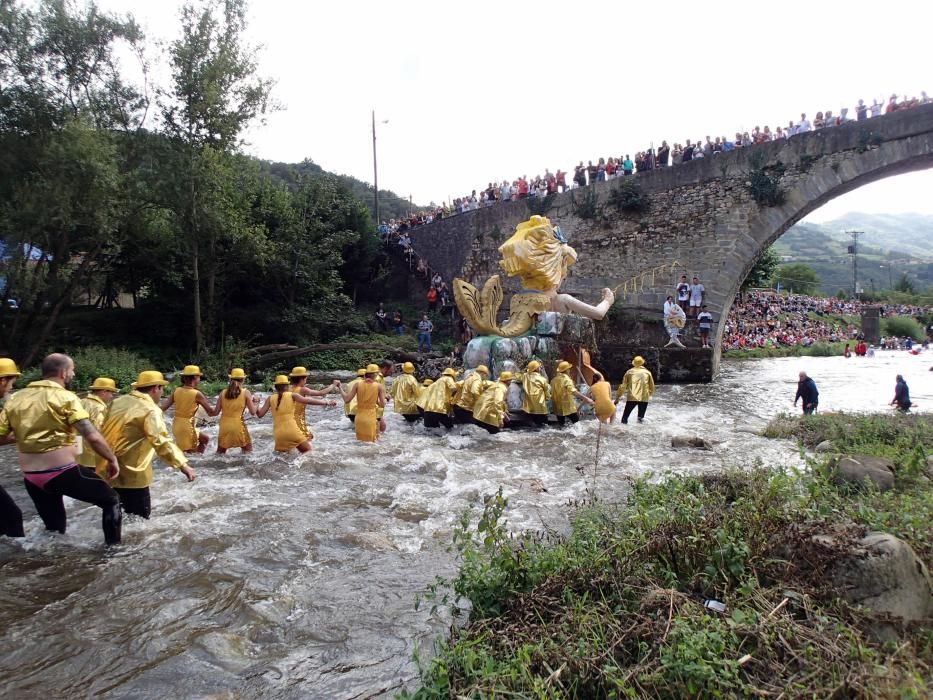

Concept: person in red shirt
[[426, 286, 438, 312]]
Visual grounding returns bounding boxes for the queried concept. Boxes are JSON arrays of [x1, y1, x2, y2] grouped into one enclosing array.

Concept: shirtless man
[[0, 354, 122, 544]]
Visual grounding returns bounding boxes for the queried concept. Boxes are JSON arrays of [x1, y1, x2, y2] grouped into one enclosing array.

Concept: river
[[0, 352, 930, 698]]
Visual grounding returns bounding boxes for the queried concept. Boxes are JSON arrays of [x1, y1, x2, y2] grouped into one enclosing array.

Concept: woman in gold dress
[[339, 364, 386, 442], [258, 375, 337, 453], [212, 368, 257, 454]]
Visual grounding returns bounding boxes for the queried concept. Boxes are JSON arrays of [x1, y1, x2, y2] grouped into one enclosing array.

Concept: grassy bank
[[402, 414, 932, 698], [723, 341, 848, 360]]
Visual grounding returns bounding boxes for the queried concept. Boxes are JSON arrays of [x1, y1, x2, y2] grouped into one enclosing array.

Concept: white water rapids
[[0, 351, 930, 698]]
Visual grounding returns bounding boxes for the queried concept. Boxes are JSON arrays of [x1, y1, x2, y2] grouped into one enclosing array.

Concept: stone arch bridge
[[407, 104, 933, 381]]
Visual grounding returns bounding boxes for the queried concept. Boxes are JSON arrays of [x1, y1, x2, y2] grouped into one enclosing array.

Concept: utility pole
[[847, 230, 862, 299], [372, 110, 378, 230]]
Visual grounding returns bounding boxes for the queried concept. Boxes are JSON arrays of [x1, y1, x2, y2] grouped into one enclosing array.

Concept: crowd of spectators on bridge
[[377, 91, 930, 237], [721, 290, 930, 351]]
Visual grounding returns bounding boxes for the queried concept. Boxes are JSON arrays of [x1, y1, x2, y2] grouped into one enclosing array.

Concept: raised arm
[[340, 383, 359, 404], [160, 390, 175, 412], [210, 394, 223, 417], [256, 396, 272, 418], [195, 391, 213, 414], [244, 390, 257, 416]]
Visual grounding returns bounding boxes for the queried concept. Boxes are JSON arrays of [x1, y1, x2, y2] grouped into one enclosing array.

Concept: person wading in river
[[288, 366, 341, 440], [0, 354, 123, 544], [472, 372, 513, 434], [78, 377, 118, 468], [0, 358, 25, 538], [550, 361, 594, 426], [212, 368, 257, 454], [390, 362, 422, 423], [99, 370, 196, 519], [614, 356, 655, 424], [590, 372, 616, 424], [517, 360, 551, 427], [161, 365, 212, 453], [452, 365, 490, 424], [794, 371, 819, 415], [891, 374, 911, 412], [338, 364, 386, 442], [258, 375, 336, 453], [417, 368, 458, 430]]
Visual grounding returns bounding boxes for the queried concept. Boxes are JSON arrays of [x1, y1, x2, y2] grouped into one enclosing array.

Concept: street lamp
[[372, 110, 389, 231]]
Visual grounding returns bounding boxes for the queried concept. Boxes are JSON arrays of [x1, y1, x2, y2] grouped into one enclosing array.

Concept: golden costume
[[550, 373, 579, 417], [391, 372, 420, 416], [271, 391, 308, 452], [453, 370, 489, 413], [354, 380, 380, 442], [99, 390, 188, 489], [344, 370, 365, 418], [77, 393, 109, 468], [218, 390, 251, 450], [417, 375, 457, 414], [170, 386, 200, 451], [0, 380, 88, 453], [591, 380, 615, 421], [472, 377, 511, 429], [616, 364, 655, 403], [518, 370, 551, 415], [289, 386, 311, 439]]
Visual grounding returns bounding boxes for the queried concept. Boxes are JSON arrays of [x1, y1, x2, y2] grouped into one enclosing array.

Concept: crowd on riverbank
[[722, 291, 930, 350], [377, 92, 930, 236]]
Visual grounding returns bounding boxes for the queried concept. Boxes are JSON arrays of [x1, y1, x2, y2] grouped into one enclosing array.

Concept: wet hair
[[592, 372, 603, 383], [41, 353, 71, 378], [289, 375, 303, 386], [224, 378, 242, 401], [181, 375, 198, 386]]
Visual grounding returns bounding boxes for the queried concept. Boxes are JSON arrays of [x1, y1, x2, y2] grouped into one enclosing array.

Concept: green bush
[[69, 346, 154, 392], [882, 315, 925, 341]]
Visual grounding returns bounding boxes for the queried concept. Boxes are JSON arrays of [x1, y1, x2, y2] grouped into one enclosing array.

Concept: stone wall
[[408, 104, 933, 381]]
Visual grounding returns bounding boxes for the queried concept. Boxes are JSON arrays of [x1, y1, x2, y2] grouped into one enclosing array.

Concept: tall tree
[[773, 263, 821, 296], [0, 0, 147, 363], [741, 246, 779, 292], [159, 0, 274, 352]]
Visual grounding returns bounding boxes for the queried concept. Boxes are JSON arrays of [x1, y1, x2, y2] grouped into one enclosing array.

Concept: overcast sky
[[98, 0, 932, 223]]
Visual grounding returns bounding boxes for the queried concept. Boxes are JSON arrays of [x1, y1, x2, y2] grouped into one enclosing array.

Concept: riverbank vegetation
[[723, 340, 848, 359], [403, 413, 932, 698], [0, 0, 417, 367]]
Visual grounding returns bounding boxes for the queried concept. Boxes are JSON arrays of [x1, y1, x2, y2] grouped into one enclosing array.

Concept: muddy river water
[[0, 352, 930, 698]]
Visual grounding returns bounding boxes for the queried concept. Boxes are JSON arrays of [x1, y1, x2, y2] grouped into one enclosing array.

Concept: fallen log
[[250, 342, 442, 367]]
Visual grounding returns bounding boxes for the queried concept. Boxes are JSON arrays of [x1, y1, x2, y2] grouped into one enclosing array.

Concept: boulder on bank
[[814, 440, 836, 453], [828, 455, 896, 491], [671, 435, 713, 450], [831, 532, 933, 620]]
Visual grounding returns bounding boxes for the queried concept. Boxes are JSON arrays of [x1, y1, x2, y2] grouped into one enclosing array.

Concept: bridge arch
[[407, 103, 933, 380]]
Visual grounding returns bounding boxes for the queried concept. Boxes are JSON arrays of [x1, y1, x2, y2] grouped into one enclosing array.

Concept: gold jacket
[[0, 380, 88, 453], [454, 372, 489, 412], [78, 394, 108, 468], [472, 382, 509, 427], [390, 374, 420, 415], [98, 390, 188, 489], [417, 375, 457, 414], [550, 374, 579, 417], [344, 378, 361, 416], [518, 372, 551, 414], [615, 367, 655, 403]]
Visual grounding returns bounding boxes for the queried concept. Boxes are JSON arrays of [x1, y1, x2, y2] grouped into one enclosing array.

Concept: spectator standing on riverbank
[[676, 275, 690, 312], [417, 314, 434, 353], [426, 286, 438, 312], [794, 371, 819, 414]]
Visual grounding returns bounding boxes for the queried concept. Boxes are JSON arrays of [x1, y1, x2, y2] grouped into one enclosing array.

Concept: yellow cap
[[422, 378, 434, 386], [402, 362, 415, 374], [632, 356, 645, 367], [526, 360, 541, 372], [556, 360, 572, 373], [357, 368, 367, 376], [365, 363, 380, 374], [442, 368, 456, 377], [89, 377, 118, 392], [475, 364, 489, 374], [132, 370, 169, 389], [180, 365, 202, 377], [0, 358, 21, 377], [499, 371, 513, 382], [273, 374, 290, 385], [289, 366, 309, 377], [229, 368, 247, 380]]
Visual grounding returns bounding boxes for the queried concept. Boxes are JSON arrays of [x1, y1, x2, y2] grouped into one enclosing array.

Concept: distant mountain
[[774, 213, 933, 294]]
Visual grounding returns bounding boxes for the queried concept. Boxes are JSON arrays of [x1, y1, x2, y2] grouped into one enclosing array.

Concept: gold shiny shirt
[[0, 380, 89, 454], [616, 367, 655, 403], [417, 375, 457, 413], [98, 391, 188, 489], [344, 378, 361, 416], [519, 372, 551, 414], [472, 382, 509, 427], [391, 374, 420, 415], [78, 394, 109, 468], [550, 374, 579, 416], [454, 373, 488, 412]]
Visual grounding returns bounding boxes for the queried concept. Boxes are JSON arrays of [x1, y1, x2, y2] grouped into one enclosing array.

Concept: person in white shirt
[[689, 276, 705, 318], [796, 113, 811, 133]]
